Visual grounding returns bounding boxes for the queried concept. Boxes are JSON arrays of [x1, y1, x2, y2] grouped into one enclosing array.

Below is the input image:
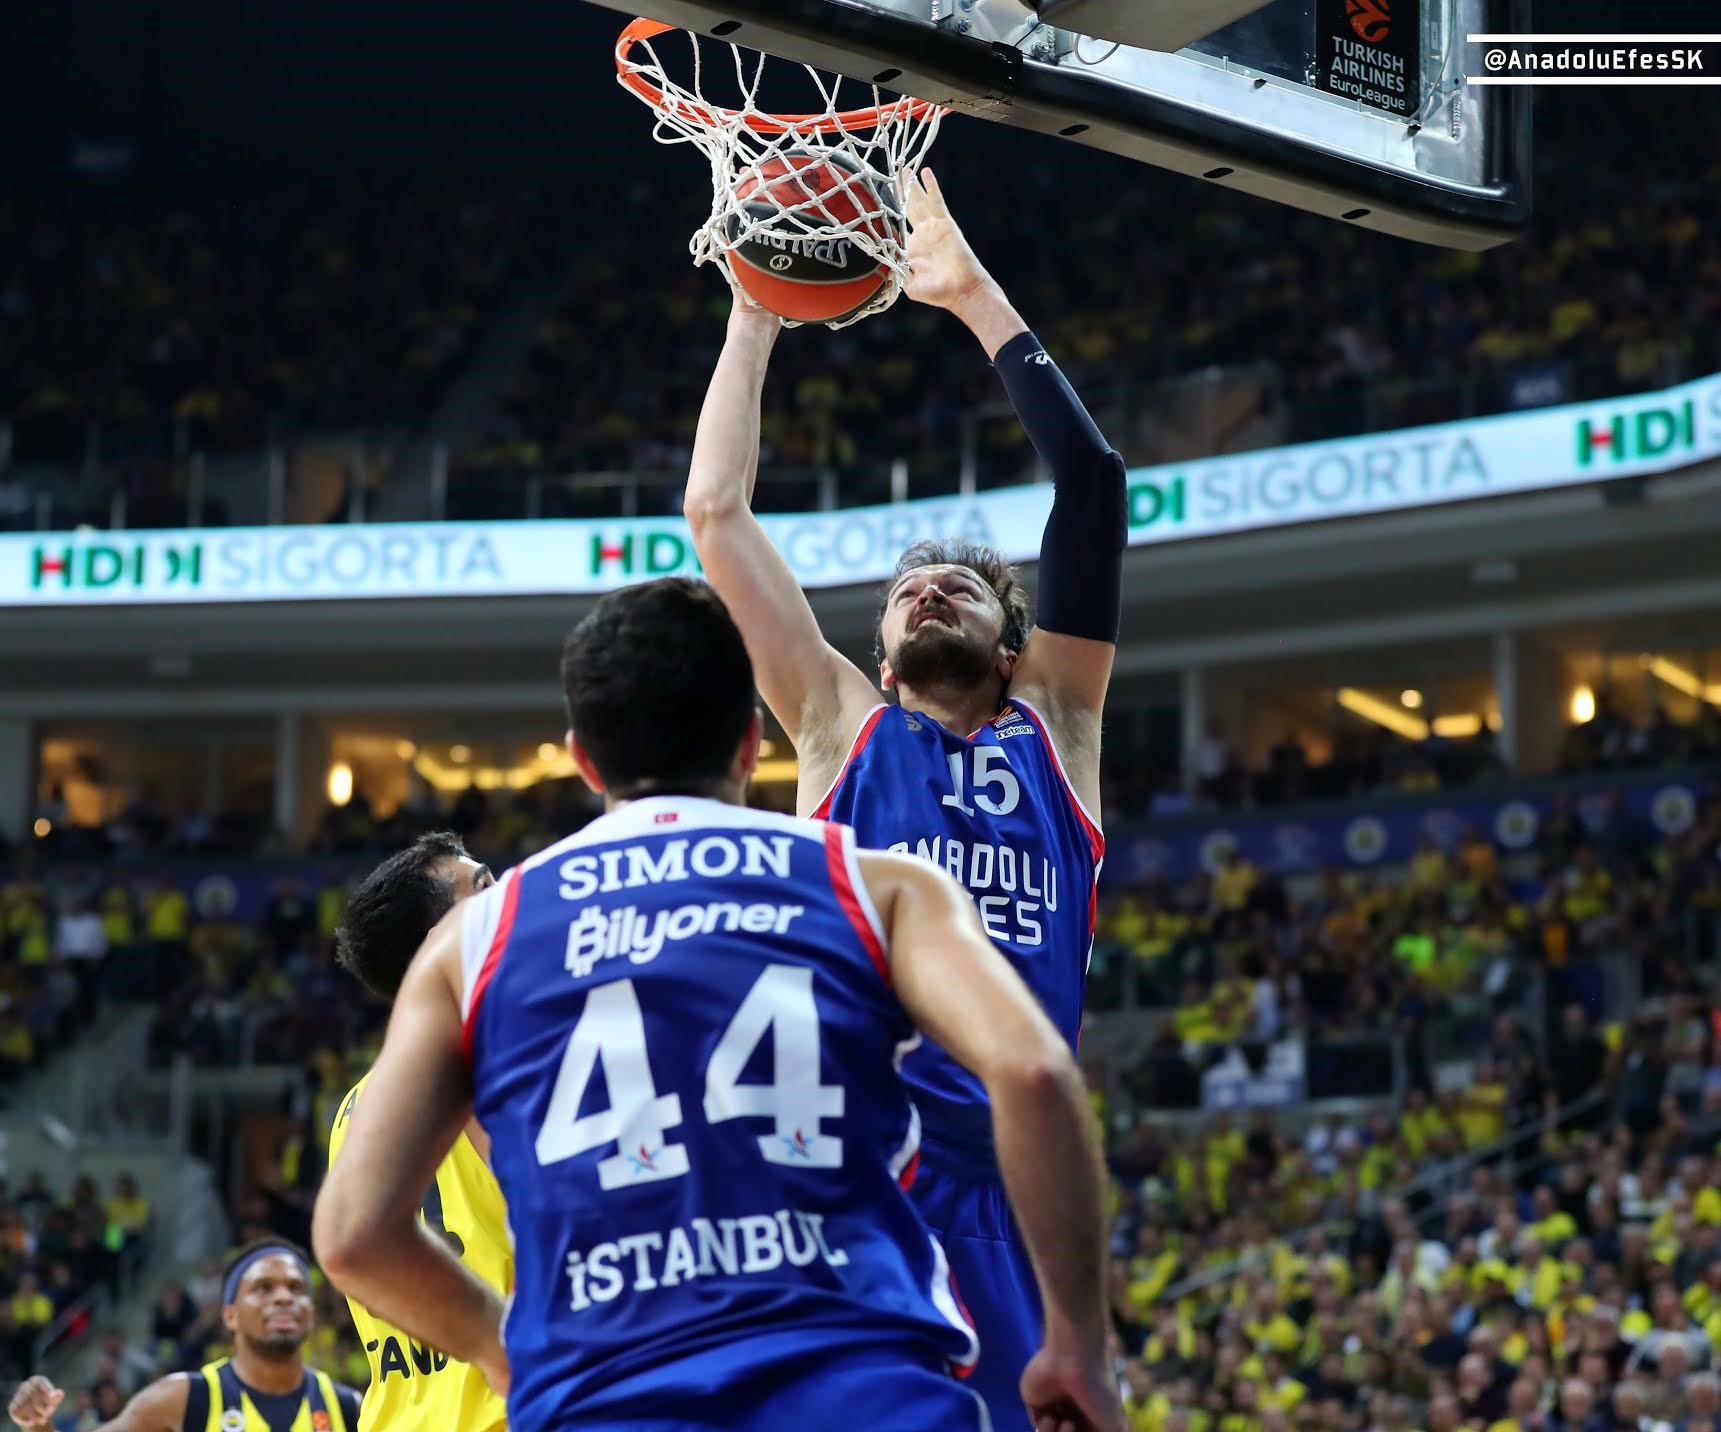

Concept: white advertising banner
[[4, 370, 1718, 607]]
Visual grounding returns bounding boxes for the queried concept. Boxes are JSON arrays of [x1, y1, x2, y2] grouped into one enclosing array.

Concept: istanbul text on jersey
[[565, 1209, 850, 1312]]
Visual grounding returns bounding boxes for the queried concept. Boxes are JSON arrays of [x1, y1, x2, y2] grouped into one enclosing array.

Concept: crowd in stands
[[0, 873, 120, 1085], [0, 1172, 153, 1389], [4, 92, 1718, 527], [1560, 696, 1721, 779], [1104, 1035, 1721, 1432], [2, 752, 1717, 1419], [455, 91, 1721, 508], [1134, 718, 1508, 821], [0, 182, 564, 527], [1091, 766, 1721, 1109], [1117, 687, 1721, 822]]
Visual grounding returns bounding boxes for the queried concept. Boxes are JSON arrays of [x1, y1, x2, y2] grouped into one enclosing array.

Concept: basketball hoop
[[616, 18, 946, 329]]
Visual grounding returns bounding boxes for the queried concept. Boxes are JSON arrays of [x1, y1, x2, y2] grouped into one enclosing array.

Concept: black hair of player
[[334, 832, 471, 1001], [561, 578, 756, 798], [873, 538, 1032, 667], [222, 1236, 312, 1302]]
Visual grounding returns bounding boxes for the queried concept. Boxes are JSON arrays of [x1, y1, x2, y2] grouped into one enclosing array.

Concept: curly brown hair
[[872, 538, 1032, 667]]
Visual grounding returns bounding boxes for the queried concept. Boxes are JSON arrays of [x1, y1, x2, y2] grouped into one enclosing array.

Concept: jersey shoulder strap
[[212, 1362, 246, 1428], [184, 1366, 219, 1432], [306, 1370, 347, 1432]]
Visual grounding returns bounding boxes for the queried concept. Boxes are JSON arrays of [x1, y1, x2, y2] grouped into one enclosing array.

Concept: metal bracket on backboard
[[930, 0, 1060, 59], [1033, 0, 1277, 53], [585, 0, 1530, 249]]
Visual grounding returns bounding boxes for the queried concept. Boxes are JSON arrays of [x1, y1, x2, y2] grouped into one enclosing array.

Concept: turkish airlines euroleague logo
[[1347, 0, 1392, 43]]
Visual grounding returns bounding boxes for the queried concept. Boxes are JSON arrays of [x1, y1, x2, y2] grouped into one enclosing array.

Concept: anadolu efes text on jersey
[[814, 698, 1103, 1165], [456, 799, 978, 1428]]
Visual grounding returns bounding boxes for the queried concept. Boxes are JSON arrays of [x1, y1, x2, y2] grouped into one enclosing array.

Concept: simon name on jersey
[[558, 833, 795, 898]]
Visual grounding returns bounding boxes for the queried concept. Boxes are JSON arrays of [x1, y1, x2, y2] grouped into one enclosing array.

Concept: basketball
[[726, 147, 902, 325]]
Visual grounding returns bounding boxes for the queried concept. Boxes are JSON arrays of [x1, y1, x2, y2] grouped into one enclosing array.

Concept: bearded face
[[879, 564, 1009, 693]]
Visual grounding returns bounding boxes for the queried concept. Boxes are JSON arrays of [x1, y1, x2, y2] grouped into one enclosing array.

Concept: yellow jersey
[[328, 1075, 512, 1432], [188, 1359, 357, 1432]]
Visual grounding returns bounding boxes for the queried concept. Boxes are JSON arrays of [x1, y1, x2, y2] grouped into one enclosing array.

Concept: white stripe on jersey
[[889, 1102, 922, 1185], [834, 822, 889, 955], [458, 868, 514, 1025], [928, 1233, 981, 1372]]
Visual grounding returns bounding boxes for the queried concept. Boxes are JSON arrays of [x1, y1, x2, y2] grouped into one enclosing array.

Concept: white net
[[617, 22, 945, 330]]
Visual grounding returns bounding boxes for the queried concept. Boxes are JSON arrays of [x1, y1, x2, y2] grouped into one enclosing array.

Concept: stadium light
[[1645, 657, 1721, 705], [327, 761, 354, 807], [1337, 688, 1428, 741], [1339, 690, 1487, 743]]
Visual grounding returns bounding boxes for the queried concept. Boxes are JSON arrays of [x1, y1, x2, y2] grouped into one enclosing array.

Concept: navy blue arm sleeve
[[993, 330, 1127, 644]]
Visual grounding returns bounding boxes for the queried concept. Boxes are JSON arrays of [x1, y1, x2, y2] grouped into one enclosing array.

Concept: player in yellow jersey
[[8, 1243, 360, 1432], [327, 833, 509, 1432]]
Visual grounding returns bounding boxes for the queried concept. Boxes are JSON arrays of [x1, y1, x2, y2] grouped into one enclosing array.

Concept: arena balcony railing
[[0, 338, 1701, 533]]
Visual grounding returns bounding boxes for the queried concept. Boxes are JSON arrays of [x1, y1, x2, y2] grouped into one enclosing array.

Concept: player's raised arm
[[682, 300, 880, 785], [860, 850, 1124, 1432], [903, 169, 1126, 808], [312, 909, 510, 1396]]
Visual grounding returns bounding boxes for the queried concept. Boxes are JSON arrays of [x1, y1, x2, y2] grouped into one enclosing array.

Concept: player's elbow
[[985, 1030, 1082, 1114], [682, 484, 746, 535], [311, 1179, 377, 1288]]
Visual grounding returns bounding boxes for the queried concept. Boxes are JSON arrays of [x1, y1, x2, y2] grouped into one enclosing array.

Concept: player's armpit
[[1007, 647, 1109, 821], [1012, 631, 1116, 730], [682, 307, 878, 769], [312, 909, 508, 1387]]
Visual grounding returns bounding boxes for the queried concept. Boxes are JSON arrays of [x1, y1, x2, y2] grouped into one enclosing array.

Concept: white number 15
[[942, 746, 1021, 818]]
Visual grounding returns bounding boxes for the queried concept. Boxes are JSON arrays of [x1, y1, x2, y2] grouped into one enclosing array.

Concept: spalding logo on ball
[[726, 147, 903, 325]]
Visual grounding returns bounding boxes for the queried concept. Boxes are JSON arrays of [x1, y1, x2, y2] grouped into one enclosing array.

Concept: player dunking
[[683, 169, 1126, 1430], [313, 578, 1122, 1432]]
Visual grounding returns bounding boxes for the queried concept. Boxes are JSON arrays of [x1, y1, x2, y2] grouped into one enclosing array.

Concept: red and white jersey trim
[[809, 704, 887, 820], [822, 821, 890, 985], [1008, 695, 1104, 861], [459, 865, 521, 1061], [928, 1235, 981, 1377]]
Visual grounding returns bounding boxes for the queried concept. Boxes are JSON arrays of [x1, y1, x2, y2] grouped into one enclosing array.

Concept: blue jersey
[[458, 798, 980, 1428], [814, 697, 1103, 1166]]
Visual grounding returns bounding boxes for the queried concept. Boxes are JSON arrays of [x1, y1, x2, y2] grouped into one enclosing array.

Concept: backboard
[[585, 0, 1531, 250]]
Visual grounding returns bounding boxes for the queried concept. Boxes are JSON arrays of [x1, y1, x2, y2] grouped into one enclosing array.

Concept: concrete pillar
[[274, 712, 301, 847], [1493, 631, 1519, 772], [1180, 666, 1205, 787], [0, 717, 32, 844], [1495, 631, 1565, 776]]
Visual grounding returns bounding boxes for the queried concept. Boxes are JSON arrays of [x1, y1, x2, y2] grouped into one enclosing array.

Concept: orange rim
[[616, 17, 941, 136]]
